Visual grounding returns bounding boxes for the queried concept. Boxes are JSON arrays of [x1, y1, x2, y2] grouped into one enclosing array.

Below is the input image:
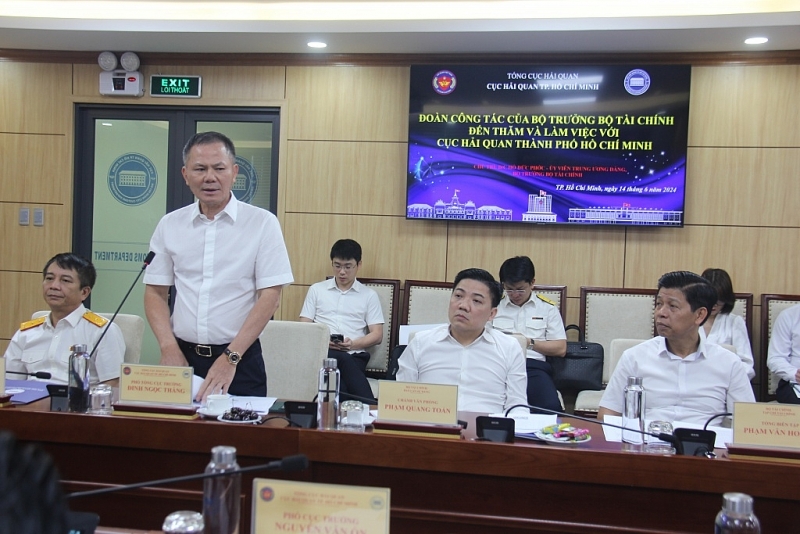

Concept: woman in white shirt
[[700, 268, 755, 380]]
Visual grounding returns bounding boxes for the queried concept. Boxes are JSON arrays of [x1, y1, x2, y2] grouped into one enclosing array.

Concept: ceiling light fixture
[[307, 41, 327, 49], [744, 37, 768, 45]]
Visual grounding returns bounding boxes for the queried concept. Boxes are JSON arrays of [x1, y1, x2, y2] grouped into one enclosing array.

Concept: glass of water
[[645, 420, 676, 454]]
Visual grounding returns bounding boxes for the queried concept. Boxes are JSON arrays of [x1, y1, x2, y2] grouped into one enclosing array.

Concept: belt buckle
[[195, 344, 213, 357]]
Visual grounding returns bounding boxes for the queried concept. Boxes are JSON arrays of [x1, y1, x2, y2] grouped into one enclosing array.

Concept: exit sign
[[150, 75, 202, 98]]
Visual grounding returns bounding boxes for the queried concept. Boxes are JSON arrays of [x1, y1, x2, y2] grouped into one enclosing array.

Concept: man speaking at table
[[144, 132, 293, 401]]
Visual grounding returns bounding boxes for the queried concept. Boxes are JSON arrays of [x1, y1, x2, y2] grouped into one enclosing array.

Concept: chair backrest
[[531, 285, 567, 322], [402, 280, 453, 325], [760, 294, 800, 400], [731, 293, 754, 340], [608, 338, 647, 382], [32, 310, 144, 364], [260, 320, 330, 401], [402, 281, 568, 324], [358, 278, 400, 377], [580, 287, 657, 382]]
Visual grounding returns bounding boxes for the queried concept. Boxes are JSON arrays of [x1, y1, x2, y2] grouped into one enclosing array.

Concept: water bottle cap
[[71, 344, 89, 353], [323, 358, 338, 369], [722, 492, 754, 514], [211, 445, 237, 464], [626, 376, 643, 387]]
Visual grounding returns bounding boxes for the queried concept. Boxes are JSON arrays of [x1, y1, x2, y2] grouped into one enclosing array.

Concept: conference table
[[1, 399, 798, 534]]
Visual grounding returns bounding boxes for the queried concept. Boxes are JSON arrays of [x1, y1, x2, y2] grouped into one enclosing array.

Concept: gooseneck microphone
[[67, 453, 308, 500], [504, 403, 684, 454], [87, 251, 155, 361], [5, 370, 52, 379]]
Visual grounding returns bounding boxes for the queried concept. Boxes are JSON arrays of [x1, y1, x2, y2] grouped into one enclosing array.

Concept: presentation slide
[[407, 64, 691, 227]]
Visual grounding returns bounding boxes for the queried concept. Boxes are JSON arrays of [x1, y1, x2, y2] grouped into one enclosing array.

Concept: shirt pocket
[[524, 317, 548, 338], [21, 350, 46, 365], [492, 318, 515, 332]]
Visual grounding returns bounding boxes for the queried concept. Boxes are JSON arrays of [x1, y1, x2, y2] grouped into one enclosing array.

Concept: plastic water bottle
[[202, 445, 240, 534], [317, 358, 340, 430], [714, 493, 761, 533], [622, 376, 645, 444], [67, 344, 90, 413]]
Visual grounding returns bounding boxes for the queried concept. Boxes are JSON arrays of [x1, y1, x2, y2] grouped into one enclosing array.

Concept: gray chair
[[259, 320, 330, 401], [574, 338, 646, 417], [579, 287, 657, 383], [359, 278, 400, 398]]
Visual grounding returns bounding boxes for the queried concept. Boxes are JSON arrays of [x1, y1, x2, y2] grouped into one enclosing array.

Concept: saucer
[[197, 407, 225, 419]]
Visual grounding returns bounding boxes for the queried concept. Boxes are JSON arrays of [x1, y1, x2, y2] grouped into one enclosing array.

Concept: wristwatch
[[224, 348, 242, 366], [527, 338, 535, 350]]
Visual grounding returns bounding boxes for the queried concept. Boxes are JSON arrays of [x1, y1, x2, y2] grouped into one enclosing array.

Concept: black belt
[[176, 338, 228, 358]]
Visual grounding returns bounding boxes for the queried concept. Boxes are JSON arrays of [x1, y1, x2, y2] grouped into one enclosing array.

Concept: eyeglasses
[[503, 287, 530, 295], [332, 262, 357, 272]]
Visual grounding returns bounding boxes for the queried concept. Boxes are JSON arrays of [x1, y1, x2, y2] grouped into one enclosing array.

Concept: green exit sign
[[150, 75, 202, 98]]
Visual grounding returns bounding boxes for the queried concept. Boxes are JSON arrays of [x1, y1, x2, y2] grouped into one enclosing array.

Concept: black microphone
[[504, 403, 685, 454], [87, 251, 155, 361], [67, 453, 308, 499], [5, 370, 52, 379]]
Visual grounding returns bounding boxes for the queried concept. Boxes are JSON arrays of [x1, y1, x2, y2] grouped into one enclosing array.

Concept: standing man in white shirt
[[144, 132, 293, 401], [5, 253, 125, 384], [598, 271, 754, 425], [397, 268, 528, 414], [767, 303, 800, 404], [300, 239, 384, 402], [492, 256, 566, 412]]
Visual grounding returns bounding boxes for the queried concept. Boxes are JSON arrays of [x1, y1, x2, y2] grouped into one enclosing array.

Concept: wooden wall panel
[[446, 224, 626, 296], [0, 62, 71, 134], [283, 213, 447, 285], [685, 147, 800, 226], [285, 140, 407, 216], [72, 64, 287, 102], [688, 65, 800, 147], [0, 133, 71, 204], [0, 272, 45, 341], [624, 225, 800, 297], [280, 284, 310, 324], [285, 66, 409, 141], [0, 204, 71, 272]]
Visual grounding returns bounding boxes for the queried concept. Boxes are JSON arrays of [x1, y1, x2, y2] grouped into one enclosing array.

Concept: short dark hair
[[453, 268, 502, 307], [42, 253, 96, 289], [499, 256, 535, 284], [330, 239, 362, 263], [701, 268, 735, 314], [657, 271, 717, 326], [0, 431, 68, 534], [182, 131, 236, 164]]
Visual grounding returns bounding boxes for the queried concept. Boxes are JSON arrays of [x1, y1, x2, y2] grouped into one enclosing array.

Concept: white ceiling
[[1, 1, 799, 55]]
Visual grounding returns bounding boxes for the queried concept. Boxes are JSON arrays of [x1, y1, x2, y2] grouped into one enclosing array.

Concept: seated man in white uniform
[[397, 268, 528, 414], [4, 253, 125, 384], [492, 256, 566, 413], [598, 270, 754, 426]]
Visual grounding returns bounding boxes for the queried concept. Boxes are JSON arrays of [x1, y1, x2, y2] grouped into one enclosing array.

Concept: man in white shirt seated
[[767, 303, 800, 404], [4, 253, 125, 384], [300, 239, 384, 402], [492, 256, 566, 412], [397, 268, 528, 414], [598, 270, 754, 426]]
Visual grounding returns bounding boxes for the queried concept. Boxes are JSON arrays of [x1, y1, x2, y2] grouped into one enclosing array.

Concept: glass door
[[73, 105, 280, 364]]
